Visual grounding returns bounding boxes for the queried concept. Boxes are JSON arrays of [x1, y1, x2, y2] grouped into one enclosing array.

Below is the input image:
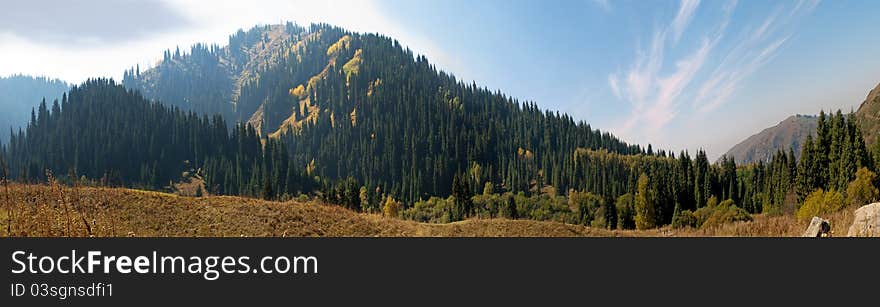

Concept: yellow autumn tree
[[846, 167, 879, 207], [359, 186, 369, 212], [382, 196, 400, 218], [634, 174, 656, 230]]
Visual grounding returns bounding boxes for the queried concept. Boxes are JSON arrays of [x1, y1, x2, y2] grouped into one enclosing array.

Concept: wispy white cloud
[[615, 33, 716, 136], [610, 0, 712, 137], [671, 0, 701, 44], [694, 36, 789, 113], [609, 0, 819, 141], [591, 0, 611, 11], [608, 74, 621, 99], [792, 0, 821, 16], [693, 1, 819, 113]]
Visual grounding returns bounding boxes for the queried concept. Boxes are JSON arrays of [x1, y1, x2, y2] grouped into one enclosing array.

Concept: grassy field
[[0, 183, 855, 237]]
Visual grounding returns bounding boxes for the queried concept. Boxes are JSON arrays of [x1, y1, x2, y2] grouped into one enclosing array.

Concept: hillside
[[0, 184, 851, 237], [855, 82, 880, 145], [122, 23, 644, 204], [0, 75, 68, 143], [722, 115, 817, 164]]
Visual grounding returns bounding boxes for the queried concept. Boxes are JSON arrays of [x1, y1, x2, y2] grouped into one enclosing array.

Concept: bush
[[569, 191, 603, 226], [671, 205, 697, 229], [293, 194, 310, 202], [615, 194, 635, 230], [705, 196, 718, 208], [472, 193, 505, 218], [846, 167, 878, 207], [694, 199, 751, 229], [500, 194, 518, 219], [402, 197, 454, 223], [796, 189, 845, 221], [382, 196, 401, 218], [591, 203, 612, 229]]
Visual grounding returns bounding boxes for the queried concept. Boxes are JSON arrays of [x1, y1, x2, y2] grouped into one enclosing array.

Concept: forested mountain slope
[[123, 23, 645, 203], [855, 82, 880, 145]]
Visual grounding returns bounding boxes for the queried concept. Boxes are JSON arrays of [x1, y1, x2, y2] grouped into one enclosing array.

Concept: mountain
[[122, 23, 645, 203], [725, 82, 880, 165], [0, 75, 68, 143], [855, 82, 880, 145], [722, 115, 818, 164], [123, 23, 366, 130]]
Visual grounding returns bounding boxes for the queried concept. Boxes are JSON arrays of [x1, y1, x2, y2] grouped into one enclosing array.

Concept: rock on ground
[[802, 217, 830, 237], [847, 203, 880, 237]]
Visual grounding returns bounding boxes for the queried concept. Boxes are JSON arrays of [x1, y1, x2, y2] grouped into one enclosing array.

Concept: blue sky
[[1, 0, 878, 159]]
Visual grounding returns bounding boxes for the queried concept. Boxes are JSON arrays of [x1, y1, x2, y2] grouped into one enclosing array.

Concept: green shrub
[[796, 189, 845, 221], [671, 205, 697, 229], [501, 194, 518, 219], [569, 191, 603, 225], [615, 194, 635, 230], [694, 199, 752, 229], [403, 196, 455, 223]]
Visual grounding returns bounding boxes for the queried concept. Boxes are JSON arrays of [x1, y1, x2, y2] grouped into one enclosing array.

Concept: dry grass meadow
[[0, 182, 856, 237]]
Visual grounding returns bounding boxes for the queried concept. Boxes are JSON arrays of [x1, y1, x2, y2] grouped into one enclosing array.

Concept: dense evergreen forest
[[3, 24, 878, 230], [3, 79, 316, 198]]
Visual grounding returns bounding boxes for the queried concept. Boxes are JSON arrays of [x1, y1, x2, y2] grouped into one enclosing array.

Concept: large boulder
[[802, 217, 831, 237], [847, 203, 880, 237]]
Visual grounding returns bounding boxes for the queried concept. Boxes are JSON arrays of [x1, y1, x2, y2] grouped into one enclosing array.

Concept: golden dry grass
[[653, 210, 854, 237], [0, 183, 857, 237]]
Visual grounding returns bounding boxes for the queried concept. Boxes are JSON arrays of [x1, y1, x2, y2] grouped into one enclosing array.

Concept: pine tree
[[797, 135, 816, 202]]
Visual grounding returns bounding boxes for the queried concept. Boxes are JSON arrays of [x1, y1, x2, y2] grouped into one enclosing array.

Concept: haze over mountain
[[724, 82, 880, 165], [0, 75, 69, 143], [722, 115, 817, 164]]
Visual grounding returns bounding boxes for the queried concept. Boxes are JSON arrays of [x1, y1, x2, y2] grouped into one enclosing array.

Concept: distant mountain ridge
[[725, 81, 880, 165], [723, 115, 818, 164], [0, 75, 69, 143]]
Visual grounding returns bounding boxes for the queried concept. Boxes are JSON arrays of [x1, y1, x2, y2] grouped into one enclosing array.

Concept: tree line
[[3, 79, 316, 199]]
